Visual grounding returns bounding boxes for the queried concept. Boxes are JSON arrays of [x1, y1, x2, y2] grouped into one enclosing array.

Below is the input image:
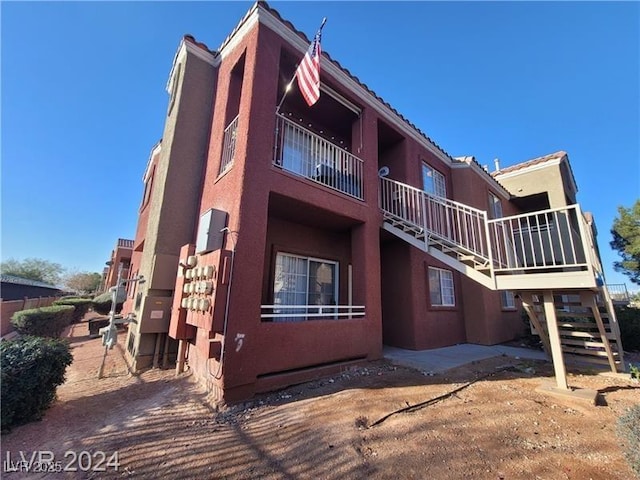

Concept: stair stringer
[[520, 289, 625, 374]]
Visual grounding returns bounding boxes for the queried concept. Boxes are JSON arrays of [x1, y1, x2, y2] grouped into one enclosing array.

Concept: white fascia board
[[451, 161, 511, 200], [143, 142, 162, 182], [166, 39, 219, 94], [256, 6, 453, 167], [494, 157, 563, 181], [218, 8, 260, 61]]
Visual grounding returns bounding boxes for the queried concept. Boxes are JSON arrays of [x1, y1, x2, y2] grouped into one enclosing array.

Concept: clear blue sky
[[2, 1, 639, 289]]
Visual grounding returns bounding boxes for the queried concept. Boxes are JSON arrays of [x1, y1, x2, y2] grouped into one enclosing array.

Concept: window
[[501, 290, 516, 309], [422, 163, 446, 197], [272, 253, 338, 322], [428, 267, 455, 306], [488, 192, 503, 219]]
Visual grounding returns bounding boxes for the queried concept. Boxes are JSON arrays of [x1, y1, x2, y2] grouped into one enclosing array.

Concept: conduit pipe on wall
[[210, 227, 238, 380]]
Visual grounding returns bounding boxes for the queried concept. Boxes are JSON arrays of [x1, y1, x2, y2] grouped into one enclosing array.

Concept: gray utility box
[[196, 208, 228, 254], [138, 296, 172, 333]]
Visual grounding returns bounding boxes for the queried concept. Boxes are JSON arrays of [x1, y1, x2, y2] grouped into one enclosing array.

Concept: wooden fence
[[1, 296, 60, 337]]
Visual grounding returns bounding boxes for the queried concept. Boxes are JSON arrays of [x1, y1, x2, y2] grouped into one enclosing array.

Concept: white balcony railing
[[488, 205, 588, 272], [274, 114, 364, 200], [219, 115, 239, 175], [380, 176, 600, 284], [379, 176, 491, 262], [261, 304, 365, 322]]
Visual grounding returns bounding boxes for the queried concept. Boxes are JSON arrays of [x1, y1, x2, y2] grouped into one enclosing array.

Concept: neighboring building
[[123, 2, 623, 402], [101, 238, 134, 291], [0, 274, 62, 301]]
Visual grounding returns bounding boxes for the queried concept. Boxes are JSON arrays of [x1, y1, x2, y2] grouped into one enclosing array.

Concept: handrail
[[379, 176, 491, 262], [380, 176, 596, 280], [606, 284, 630, 302], [488, 204, 589, 272]]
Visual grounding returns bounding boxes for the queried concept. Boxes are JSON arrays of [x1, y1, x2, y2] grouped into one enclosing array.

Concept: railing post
[[421, 191, 428, 251], [574, 204, 596, 279], [482, 211, 495, 287]]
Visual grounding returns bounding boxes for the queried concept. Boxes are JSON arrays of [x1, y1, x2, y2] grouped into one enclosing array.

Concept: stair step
[[558, 329, 617, 340], [561, 346, 619, 358]]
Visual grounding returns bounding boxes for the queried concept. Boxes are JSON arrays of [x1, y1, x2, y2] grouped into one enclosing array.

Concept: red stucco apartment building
[[122, 2, 622, 402]]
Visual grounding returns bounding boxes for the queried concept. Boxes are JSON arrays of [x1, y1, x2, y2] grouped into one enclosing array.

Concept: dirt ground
[[2, 317, 639, 480]]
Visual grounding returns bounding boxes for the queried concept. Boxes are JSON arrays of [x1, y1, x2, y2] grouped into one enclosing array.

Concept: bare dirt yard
[[2, 318, 639, 480]]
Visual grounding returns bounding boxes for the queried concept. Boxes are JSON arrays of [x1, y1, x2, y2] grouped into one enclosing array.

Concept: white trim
[[218, 9, 259, 60], [493, 157, 563, 180], [185, 40, 219, 67], [143, 142, 162, 182], [166, 39, 219, 94], [256, 6, 453, 168]]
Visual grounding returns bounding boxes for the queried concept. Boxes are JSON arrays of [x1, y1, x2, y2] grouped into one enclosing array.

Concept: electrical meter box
[[139, 296, 172, 333], [196, 208, 228, 254]]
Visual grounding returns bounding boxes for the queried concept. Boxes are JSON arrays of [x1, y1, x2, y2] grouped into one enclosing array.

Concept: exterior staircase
[[520, 288, 625, 372], [379, 175, 626, 376]]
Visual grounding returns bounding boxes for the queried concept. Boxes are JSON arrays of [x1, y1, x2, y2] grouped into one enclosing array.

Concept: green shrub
[[1, 336, 73, 431], [615, 305, 640, 352], [53, 298, 93, 323], [10, 305, 74, 338], [618, 404, 640, 477], [92, 290, 124, 316]]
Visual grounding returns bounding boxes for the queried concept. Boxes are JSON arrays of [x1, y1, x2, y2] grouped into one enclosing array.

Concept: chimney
[[494, 158, 501, 172]]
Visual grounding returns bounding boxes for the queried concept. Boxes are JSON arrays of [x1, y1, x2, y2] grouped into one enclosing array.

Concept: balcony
[[380, 176, 603, 291], [606, 283, 631, 304], [273, 114, 364, 200]]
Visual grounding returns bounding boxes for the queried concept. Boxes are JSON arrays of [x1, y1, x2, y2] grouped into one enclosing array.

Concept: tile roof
[[225, 1, 510, 196], [183, 34, 218, 57], [491, 151, 568, 177], [0, 274, 60, 289]]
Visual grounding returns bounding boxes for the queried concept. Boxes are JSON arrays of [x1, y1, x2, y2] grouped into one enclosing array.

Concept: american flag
[[296, 22, 324, 107]]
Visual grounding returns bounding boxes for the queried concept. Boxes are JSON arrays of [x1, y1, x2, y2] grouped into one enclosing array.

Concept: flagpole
[[275, 17, 327, 115]]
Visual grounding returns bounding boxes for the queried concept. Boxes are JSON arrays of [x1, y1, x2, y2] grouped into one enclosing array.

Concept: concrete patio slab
[[383, 343, 548, 374]]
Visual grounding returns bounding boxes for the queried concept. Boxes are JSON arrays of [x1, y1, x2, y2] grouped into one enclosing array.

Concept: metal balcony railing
[[274, 114, 364, 200], [487, 205, 588, 272], [379, 176, 491, 263], [379, 176, 601, 287], [261, 304, 365, 322], [606, 283, 631, 303], [219, 115, 239, 175]]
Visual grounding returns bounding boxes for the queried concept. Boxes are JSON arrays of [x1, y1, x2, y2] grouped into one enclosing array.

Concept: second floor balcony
[[273, 114, 364, 201]]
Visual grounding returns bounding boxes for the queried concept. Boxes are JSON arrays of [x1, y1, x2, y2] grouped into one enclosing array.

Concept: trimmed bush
[[615, 305, 640, 352], [92, 289, 125, 316], [1, 336, 73, 431], [618, 404, 640, 477], [53, 297, 93, 323], [11, 305, 74, 338]]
